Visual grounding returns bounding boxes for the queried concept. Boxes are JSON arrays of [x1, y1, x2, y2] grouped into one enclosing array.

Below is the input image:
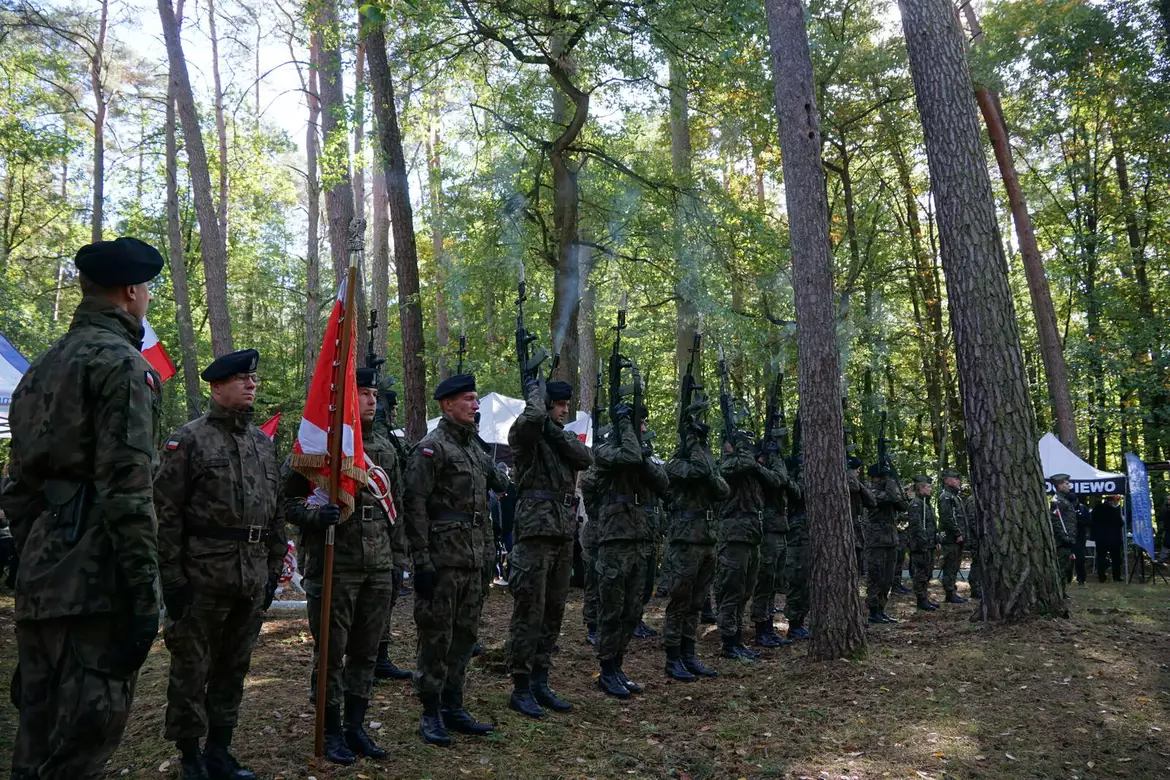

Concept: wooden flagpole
[[314, 220, 364, 757]]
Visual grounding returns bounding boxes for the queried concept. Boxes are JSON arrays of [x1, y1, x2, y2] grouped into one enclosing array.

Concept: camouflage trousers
[[596, 540, 650, 662], [865, 545, 898, 612], [783, 544, 808, 627], [163, 587, 264, 740], [581, 532, 600, 629], [750, 533, 786, 624], [940, 543, 963, 596], [1056, 545, 1075, 585], [380, 566, 404, 644], [892, 544, 908, 588], [662, 541, 715, 648], [12, 616, 137, 780], [413, 566, 483, 704], [714, 541, 759, 638], [507, 536, 574, 675], [909, 549, 935, 599], [641, 538, 661, 607], [306, 568, 394, 707], [775, 543, 788, 593]]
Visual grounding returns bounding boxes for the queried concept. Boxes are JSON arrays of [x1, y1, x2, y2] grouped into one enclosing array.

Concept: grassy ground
[[2, 577, 1169, 779]]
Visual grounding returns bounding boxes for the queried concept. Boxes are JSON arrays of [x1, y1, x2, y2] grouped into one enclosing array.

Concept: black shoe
[[586, 629, 597, 646], [343, 693, 387, 758], [176, 740, 209, 780], [633, 620, 658, 638], [204, 729, 255, 780], [471, 643, 484, 657], [441, 707, 493, 735], [508, 674, 544, 719], [916, 599, 938, 612], [879, 613, 898, 623], [868, 610, 885, 625], [945, 593, 968, 604], [420, 712, 452, 747], [655, 585, 668, 598], [680, 638, 718, 678], [701, 598, 718, 624], [788, 626, 810, 640], [531, 666, 572, 712], [892, 583, 912, 595], [324, 705, 357, 764], [754, 622, 782, 647], [598, 660, 630, 698], [734, 630, 759, 660], [664, 647, 696, 682], [720, 636, 740, 659], [374, 642, 412, 680], [615, 657, 643, 694]]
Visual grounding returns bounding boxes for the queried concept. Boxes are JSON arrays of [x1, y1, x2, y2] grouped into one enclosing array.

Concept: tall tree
[[89, 0, 108, 242], [158, 0, 234, 355], [668, 48, 700, 385], [207, 0, 229, 243], [427, 98, 451, 381], [314, 0, 355, 286], [764, 0, 865, 660], [365, 17, 426, 440], [896, 0, 1064, 619]]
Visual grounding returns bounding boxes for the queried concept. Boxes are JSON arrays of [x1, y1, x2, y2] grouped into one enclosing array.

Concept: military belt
[[673, 509, 713, 521], [187, 524, 269, 543], [610, 494, 659, 515], [520, 489, 578, 509], [724, 511, 764, 521], [430, 508, 485, 528]]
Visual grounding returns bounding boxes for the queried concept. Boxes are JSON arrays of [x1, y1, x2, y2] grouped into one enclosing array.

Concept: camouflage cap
[[913, 474, 933, 485], [940, 468, 962, 479], [1049, 473, 1071, 483]]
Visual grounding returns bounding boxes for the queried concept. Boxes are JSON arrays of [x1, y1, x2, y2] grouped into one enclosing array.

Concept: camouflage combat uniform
[[155, 400, 286, 743], [2, 295, 162, 779], [714, 446, 779, 639], [369, 426, 407, 656], [580, 473, 602, 634], [849, 471, 877, 574], [506, 385, 593, 677], [783, 473, 808, 629], [1050, 489, 1078, 584], [936, 485, 967, 599], [588, 418, 668, 663], [284, 421, 396, 709], [907, 493, 938, 601], [749, 451, 792, 625], [865, 476, 908, 615], [663, 432, 730, 649], [403, 416, 508, 709]]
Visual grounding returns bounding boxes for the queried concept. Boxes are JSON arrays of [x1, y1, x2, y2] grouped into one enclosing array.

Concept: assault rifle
[[677, 332, 707, 447], [456, 330, 467, 374], [608, 295, 639, 444], [877, 410, 898, 479], [591, 357, 605, 450], [716, 345, 736, 449], [760, 372, 786, 455], [515, 272, 550, 397], [366, 311, 386, 375]]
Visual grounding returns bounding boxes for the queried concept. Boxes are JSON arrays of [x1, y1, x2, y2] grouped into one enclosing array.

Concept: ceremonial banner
[[260, 412, 281, 440], [1125, 452, 1155, 557], [141, 318, 177, 381]]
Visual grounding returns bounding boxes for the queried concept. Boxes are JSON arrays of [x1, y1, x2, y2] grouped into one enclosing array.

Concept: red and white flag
[[291, 279, 369, 521], [141, 318, 177, 381], [260, 412, 281, 440]]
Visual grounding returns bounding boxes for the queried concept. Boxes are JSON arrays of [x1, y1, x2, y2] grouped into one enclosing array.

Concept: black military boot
[[375, 641, 411, 680], [586, 623, 598, 646], [204, 727, 255, 780], [945, 592, 968, 604], [734, 630, 759, 660], [633, 619, 658, 638], [419, 699, 452, 747], [614, 655, 643, 693], [680, 637, 718, 678], [916, 597, 938, 612], [508, 673, 544, 719], [721, 633, 753, 660], [176, 738, 209, 780], [441, 694, 493, 735], [701, 597, 718, 624], [343, 693, 387, 758], [598, 659, 631, 698], [323, 705, 357, 764], [879, 612, 899, 623], [531, 665, 572, 712], [787, 623, 810, 640], [664, 646, 696, 682], [754, 621, 782, 647], [868, 607, 885, 624]]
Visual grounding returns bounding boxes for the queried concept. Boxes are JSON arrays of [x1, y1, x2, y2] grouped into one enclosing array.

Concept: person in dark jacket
[[1091, 495, 1125, 582]]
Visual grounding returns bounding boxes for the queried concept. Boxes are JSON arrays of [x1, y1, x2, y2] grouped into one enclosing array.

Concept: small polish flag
[[141, 318, 177, 382], [260, 412, 281, 440]]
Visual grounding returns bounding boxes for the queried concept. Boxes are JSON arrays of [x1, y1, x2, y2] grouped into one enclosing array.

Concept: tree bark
[[668, 50, 700, 388], [89, 0, 108, 242], [165, 0, 200, 419], [897, 0, 1064, 619], [158, 0, 233, 355], [303, 34, 322, 392], [577, 236, 597, 414], [371, 158, 390, 366], [366, 22, 426, 441], [352, 27, 369, 334], [314, 0, 355, 287], [428, 103, 451, 381], [207, 0, 229, 244], [764, 0, 866, 661]]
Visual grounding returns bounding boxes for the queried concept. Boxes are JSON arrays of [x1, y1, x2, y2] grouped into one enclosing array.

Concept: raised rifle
[[515, 273, 549, 396], [716, 345, 736, 449], [877, 410, 898, 480], [760, 372, 786, 455], [677, 332, 705, 448], [591, 357, 605, 450], [366, 311, 385, 374], [456, 330, 467, 374], [608, 294, 637, 443]]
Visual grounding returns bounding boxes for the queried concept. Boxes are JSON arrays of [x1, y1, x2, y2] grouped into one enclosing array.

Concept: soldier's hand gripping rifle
[[760, 372, 787, 456], [608, 295, 638, 444], [515, 272, 550, 397], [366, 311, 386, 375], [677, 332, 707, 449], [716, 345, 737, 450]]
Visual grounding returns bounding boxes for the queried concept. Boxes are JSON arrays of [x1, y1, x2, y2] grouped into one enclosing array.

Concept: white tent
[[417, 392, 596, 447], [0, 333, 30, 440], [1039, 432, 1126, 495]]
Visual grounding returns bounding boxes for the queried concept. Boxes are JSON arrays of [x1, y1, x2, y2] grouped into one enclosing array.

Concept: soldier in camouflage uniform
[[587, 403, 668, 698], [715, 439, 782, 660], [662, 423, 729, 681], [749, 444, 795, 648], [1048, 474, 1078, 586], [505, 380, 592, 718], [285, 367, 395, 764], [155, 349, 287, 780], [891, 493, 912, 595], [579, 453, 604, 645], [783, 463, 809, 639], [373, 387, 412, 682], [848, 457, 877, 576], [865, 464, 907, 624], [1, 239, 163, 779], [404, 374, 508, 745], [907, 475, 940, 611], [936, 468, 969, 604]]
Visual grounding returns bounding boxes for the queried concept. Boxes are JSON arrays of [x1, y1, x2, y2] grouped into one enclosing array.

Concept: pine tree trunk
[[158, 0, 233, 356], [304, 36, 321, 392], [669, 51, 699, 387], [428, 107, 451, 381], [89, 0, 108, 242], [897, 0, 1064, 619], [371, 161, 390, 364], [352, 31, 369, 333], [165, 0, 200, 419], [577, 231, 597, 411], [207, 0, 229, 245], [314, 0, 355, 287], [764, 0, 866, 661], [366, 22, 426, 441]]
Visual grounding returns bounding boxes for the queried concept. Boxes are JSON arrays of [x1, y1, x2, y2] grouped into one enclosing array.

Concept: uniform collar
[[208, 398, 254, 432], [439, 415, 477, 445], [69, 295, 145, 349]]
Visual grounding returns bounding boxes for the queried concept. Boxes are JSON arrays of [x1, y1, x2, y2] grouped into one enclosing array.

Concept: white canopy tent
[[0, 333, 30, 440], [1039, 432, 1126, 495], [418, 392, 595, 446]]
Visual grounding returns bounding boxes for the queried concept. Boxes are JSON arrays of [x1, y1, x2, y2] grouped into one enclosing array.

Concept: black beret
[[201, 349, 259, 382], [434, 373, 476, 400], [356, 367, 379, 389], [75, 237, 164, 287], [546, 381, 573, 402], [868, 463, 883, 478], [847, 456, 863, 469], [637, 405, 650, 420], [383, 389, 398, 407]]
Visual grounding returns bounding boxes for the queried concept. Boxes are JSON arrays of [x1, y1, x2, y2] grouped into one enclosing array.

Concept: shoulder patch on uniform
[[166, 440, 180, 450], [145, 371, 156, 390], [422, 447, 435, 457]]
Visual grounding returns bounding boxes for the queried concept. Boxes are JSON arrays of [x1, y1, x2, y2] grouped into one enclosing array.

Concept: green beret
[[941, 468, 962, 479], [913, 474, 933, 485]]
